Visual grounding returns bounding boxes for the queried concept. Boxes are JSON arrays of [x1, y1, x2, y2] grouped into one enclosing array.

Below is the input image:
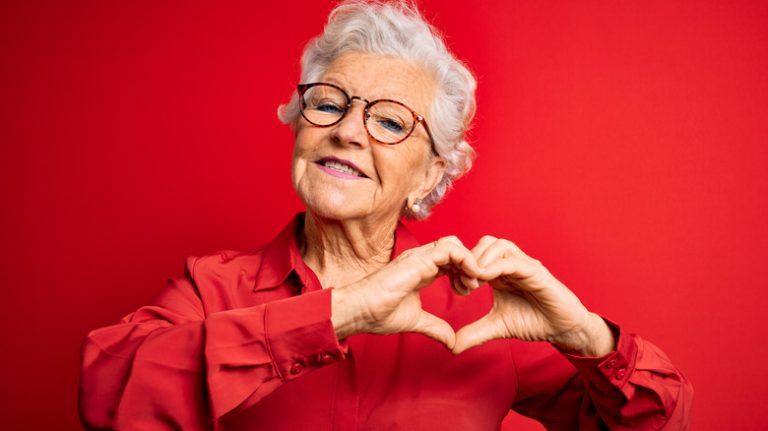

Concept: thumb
[[452, 313, 505, 355], [412, 310, 456, 350]]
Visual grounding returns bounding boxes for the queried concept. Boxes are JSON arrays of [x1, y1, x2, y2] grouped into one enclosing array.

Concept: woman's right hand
[[331, 236, 483, 349]]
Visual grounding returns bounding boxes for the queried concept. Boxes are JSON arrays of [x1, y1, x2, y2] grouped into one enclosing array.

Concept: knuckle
[[502, 239, 524, 253], [438, 235, 461, 245], [396, 250, 414, 261], [499, 238, 515, 247], [481, 235, 497, 242], [413, 255, 433, 272]]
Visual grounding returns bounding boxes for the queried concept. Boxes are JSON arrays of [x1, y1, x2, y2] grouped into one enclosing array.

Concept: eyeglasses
[[297, 82, 435, 148]]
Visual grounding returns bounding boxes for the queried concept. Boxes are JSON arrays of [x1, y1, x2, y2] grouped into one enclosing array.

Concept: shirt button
[[615, 367, 626, 379], [318, 353, 334, 365], [289, 363, 303, 375], [605, 359, 617, 369]]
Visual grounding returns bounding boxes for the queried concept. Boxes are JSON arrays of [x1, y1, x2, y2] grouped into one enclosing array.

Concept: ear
[[408, 155, 447, 206]]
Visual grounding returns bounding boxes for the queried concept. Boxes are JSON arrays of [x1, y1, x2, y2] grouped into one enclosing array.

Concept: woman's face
[[291, 52, 445, 224]]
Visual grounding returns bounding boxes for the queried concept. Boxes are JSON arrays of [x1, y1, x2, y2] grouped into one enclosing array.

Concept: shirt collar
[[253, 213, 419, 292]]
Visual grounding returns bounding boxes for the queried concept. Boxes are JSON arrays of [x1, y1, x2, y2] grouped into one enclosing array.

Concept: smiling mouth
[[315, 157, 368, 178]]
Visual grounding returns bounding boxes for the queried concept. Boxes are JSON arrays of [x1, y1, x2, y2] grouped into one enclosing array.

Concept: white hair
[[278, 0, 477, 220]]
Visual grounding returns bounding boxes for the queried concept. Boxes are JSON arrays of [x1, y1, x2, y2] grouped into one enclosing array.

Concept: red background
[[2, 1, 766, 429]]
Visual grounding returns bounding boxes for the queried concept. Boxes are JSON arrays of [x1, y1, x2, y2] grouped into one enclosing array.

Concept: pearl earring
[[411, 200, 421, 213]]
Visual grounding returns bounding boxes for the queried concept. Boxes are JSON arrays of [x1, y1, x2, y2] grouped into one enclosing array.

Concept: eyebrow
[[321, 76, 417, 109]]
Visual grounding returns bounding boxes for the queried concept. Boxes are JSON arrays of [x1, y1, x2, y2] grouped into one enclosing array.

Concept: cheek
[[374, 146, 427, 193], [291, 157, 306, 188], [291, 129, 320, 182], [293, 123, 323, 153]]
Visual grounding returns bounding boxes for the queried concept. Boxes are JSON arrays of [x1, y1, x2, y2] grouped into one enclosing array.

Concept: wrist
[[330, 285, 366, 340], [554, 312, 616, 357]]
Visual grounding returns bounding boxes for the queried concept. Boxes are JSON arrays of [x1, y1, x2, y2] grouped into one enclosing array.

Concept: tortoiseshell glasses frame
[[297, 82, 436, 152]]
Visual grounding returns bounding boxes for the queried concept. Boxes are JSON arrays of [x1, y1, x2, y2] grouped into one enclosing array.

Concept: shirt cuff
[[558, 317, 639, 392], [264, 288, 349, 382]]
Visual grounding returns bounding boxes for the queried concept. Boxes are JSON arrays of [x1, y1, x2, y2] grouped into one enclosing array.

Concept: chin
[[301, 193, 369, 222]]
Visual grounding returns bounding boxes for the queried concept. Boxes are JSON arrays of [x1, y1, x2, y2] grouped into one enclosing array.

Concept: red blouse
[[79, 213, 693, 430]]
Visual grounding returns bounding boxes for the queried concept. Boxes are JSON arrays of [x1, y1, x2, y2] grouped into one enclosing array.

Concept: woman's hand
[[331, 236, 483, 349], [452, 236, 616, 357]]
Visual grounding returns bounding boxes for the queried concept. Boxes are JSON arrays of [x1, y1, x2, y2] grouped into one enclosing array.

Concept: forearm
[[81, 289, 348, 429], [514, 324, 693, 430]]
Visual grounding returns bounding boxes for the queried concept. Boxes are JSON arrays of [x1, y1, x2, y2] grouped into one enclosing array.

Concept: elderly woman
[[79, 1, 692, 430]]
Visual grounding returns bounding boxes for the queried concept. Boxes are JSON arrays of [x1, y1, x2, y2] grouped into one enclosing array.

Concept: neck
[[300, 211, 399, 288]]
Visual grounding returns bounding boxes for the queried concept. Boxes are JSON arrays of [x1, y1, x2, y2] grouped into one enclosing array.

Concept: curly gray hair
[[278, 0, 477, 219]]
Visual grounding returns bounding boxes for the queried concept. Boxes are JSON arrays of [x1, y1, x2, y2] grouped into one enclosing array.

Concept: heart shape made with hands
[[423, 235, 600, 356]]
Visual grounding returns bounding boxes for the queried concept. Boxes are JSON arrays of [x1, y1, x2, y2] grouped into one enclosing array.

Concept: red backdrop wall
[[2, 1, 766, 429]]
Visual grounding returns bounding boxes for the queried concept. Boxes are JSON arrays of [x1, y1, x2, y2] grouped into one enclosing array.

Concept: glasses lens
[[301, 84, 348, 126], [366, 101, 415, 144]]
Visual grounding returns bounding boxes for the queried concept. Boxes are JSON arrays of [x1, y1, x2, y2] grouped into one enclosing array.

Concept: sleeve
[[510, 319, 693, 430], [78, 256, 349, 431]]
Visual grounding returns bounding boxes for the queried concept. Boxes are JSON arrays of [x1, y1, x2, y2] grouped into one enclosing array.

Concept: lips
[[315, 156, 368, 178]]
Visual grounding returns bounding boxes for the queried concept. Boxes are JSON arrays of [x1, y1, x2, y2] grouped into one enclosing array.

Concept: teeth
[[323, 160, 363, 176]]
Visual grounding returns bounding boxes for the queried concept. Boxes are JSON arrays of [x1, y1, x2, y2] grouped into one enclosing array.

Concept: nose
[[331, 98, 370, 148]]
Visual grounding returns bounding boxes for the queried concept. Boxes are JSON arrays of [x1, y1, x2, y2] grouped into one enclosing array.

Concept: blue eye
[[378, 117, 405, 133], [316, 103, 345, 114]]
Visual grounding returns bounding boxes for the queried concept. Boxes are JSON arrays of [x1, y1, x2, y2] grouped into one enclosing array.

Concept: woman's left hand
[[452, 236, 616, 356]]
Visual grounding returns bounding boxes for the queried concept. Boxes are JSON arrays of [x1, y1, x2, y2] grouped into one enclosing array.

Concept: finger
[[480, 257, 541, 288], [436, 235, 463, 247], [497, 238, 536, 261], [450, 272, 471, 296], [471, 235, 498, 261], [413, 310, 456, 349], [472, 237, 535, 266], [429, 239, 484, 280], [475, 238, 534, 270], [474, 239, 507, 271], [409, 238, 480, 294], [446, 264, 478, 296], [455, 275, 483, 295], [452, 313, 505, 354], [459, 273, 481, 294], [439, 265, 475, 296], [502, 240, 535, 262], [443, 251, 482, 293]]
